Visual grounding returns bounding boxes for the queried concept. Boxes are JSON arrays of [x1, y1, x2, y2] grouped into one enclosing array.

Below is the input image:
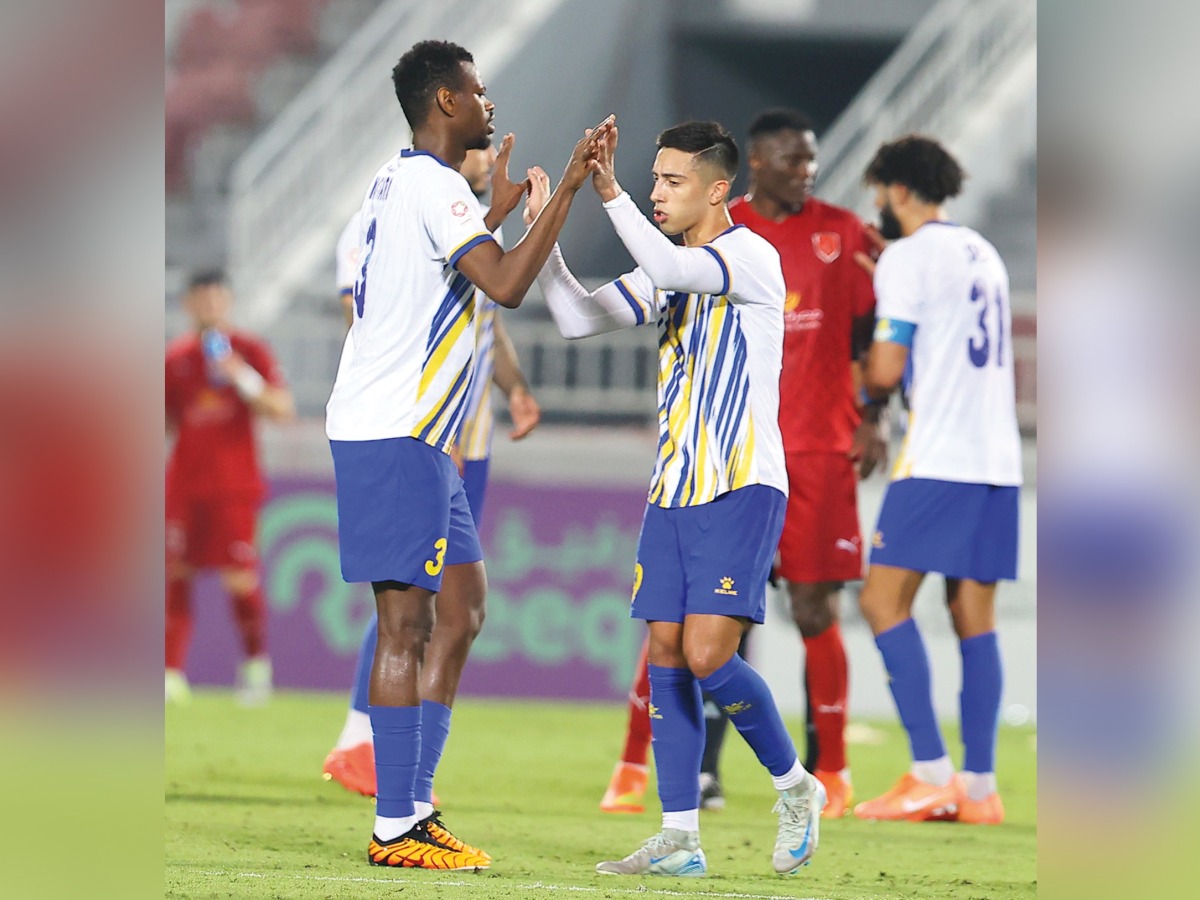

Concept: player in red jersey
[[165, 270, 294, 705], [600, 110, 886, 819]]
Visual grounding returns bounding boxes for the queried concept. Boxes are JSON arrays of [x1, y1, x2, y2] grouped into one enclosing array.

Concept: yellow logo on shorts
[[872, 531, 886, 549], [424, 537, 448, 576], [647, 702, 663, 720], [715, 576, 738, 596], [722, 700, 752, 715], [631, 563, 644, 602]]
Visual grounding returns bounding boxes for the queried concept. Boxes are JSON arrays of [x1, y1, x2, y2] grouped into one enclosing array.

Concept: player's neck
[[682, 207, 734, 247], [903, 204, 946, 236], [745, 188, 803, 223], [411, 129, 466, 171]]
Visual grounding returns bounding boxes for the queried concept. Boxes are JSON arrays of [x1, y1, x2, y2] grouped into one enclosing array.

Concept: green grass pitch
[[166, 692, 1035, 898]]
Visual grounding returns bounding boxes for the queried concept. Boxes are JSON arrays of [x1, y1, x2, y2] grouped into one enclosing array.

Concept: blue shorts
[[869, 477, 1019, 582], [462, 457, 490, 529], [631, 484, 785, 624], [330, 437, 483, 591]]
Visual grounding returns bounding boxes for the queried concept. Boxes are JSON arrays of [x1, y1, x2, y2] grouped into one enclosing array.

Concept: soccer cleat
[[599, 761, 648, 814], [368, 825, 489, 870], [165, 669, 191, 705], [772, 776, 826, 874], [323, 742, 376, 796], [853, 773, 959, 822], [954, 776, 1005, 825], [814, 769, 853, 818], [699, 772, 725, 811], [596, 828, 706, 876], [235, 656, 272, 707], [421, 810, 492, 862]]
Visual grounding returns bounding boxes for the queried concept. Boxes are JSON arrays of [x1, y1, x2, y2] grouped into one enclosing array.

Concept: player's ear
[[709, 179, 730, 206], [435, 85, 456, 117]]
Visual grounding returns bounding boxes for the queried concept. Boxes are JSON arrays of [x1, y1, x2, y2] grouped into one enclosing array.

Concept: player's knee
[[220, 568, 259, 596], [685, 646, 732, 680], [378, 611, 434, 649]]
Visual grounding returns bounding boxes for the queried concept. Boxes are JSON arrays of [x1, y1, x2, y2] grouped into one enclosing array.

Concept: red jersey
[[165, 331, 285, 501], [730, 196, 875, 454]]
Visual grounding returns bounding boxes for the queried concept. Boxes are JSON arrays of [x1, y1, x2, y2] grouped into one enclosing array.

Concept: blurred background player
[[852, 136, 1020, 825], [325, 37, 609, 869], [600, 109, 886, 819], [165, 270, 295, 705], [323, 147, 541, 797], [532, 120, 826, 877]]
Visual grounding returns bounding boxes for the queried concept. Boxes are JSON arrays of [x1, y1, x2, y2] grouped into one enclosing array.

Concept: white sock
[[961, 771, 997, 802], [662, 809, 700, 834], [374, 814, 418, 842], [413, 800, 434, 820], [911, 756, 955, 787], [771, 758, 810, 792], [335, 709, 373, 750]]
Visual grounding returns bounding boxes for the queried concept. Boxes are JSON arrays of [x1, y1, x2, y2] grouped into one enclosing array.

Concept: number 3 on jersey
[[353, 218, 377, 318], [425, 537, 448, 577], [967, 280, 1006, 368]]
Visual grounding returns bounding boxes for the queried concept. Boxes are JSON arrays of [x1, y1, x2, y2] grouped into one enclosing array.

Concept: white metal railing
[[815, 0, 1036, 213], [228, 0, 569, 329]]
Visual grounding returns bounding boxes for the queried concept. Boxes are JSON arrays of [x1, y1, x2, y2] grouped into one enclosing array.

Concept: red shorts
[[777, 451, 863, 584], [166, 492, 260, 569]]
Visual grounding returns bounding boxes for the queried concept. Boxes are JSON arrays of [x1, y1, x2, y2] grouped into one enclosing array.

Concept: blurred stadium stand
[[166, 0, 1035, 428]]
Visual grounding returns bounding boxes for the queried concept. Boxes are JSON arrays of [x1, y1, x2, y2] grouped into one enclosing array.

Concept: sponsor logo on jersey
[[784, 290, 802, 312], [813, 232, 841, 263], [450, 200, 468, 218], [715, 576, 739, 596]]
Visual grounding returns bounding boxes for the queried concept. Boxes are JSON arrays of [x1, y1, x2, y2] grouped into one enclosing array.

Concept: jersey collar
[[400, 148, 454, 169]]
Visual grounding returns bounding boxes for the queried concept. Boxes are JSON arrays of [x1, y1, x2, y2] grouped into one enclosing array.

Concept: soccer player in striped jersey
[[325, 39, 609, 870], [852, 136, 1021, 825], [323, 148, 541, 800], [526, 121, 825, 877]]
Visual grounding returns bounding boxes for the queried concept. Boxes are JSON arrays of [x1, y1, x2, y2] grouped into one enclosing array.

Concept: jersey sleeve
[[335, 212, 362, 294], [848, 220, 877, 318], [421, 170, 497, 268], [609, 266, 665, 325], [716, 229, 785, 309], [873, 240, 923, 326]]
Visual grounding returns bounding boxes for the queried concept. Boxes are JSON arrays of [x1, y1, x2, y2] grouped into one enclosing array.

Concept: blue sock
[[647, 665, 704, 813], [369, 704, 421, 818], [875, 618, 946, 762], [960, 631, 1003, 773], [414, 699, 451, 805], [350, 614, 378, 714], [697, 654, 798, 777]]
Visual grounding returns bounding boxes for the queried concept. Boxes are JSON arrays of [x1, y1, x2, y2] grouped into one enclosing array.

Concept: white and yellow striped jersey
[[456, 297, 496, 461], [326, 150, 496, 451], [538, 192, 789, 508]]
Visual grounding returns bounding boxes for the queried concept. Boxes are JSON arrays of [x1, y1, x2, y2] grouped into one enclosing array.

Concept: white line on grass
[[194, 870, 852, 899]]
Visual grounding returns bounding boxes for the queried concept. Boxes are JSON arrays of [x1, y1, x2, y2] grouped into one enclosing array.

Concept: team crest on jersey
[[812, 232, 841, 263], [450, 200, 468, 218]]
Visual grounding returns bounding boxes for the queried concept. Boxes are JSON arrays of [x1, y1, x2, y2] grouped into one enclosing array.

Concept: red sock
[[230, 586, 267, 658], [165, 578, 193, 670], [803, 622, 849, 772], [621, 637, 652, 765]]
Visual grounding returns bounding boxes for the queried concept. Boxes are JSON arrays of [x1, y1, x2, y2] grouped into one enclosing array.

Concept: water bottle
[[201, 329, 232, 383]]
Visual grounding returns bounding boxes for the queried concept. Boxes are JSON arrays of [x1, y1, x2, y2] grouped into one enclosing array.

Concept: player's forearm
[[538, 244, 639, 339], [340, 293, 354, 330], [488, 184, 581, 308], [603, 192, 725, 295], [490, 316, 529, 396], [484, 206, 507, 234], [249, 386, 295, 421]]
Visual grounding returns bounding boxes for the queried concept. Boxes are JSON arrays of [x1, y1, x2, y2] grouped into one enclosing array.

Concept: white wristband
[[232, 365, 266, 402]]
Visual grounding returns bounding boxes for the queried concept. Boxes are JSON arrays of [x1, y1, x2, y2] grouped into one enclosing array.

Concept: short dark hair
[[657, 121, 738, 181], [391, 40, 474, 129], [187, 269, 227, 291], [748, 108, 815, 142], [863, 135, 965, 203]]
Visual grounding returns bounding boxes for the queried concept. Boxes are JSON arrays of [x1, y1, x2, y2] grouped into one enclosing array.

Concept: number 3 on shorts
[[425, 537, 448, 577], [631, 562, 644, 602]]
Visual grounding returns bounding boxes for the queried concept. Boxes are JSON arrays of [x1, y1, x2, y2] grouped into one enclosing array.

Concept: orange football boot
[[954, 776, 1005, 825], [368, 826, 488, 870], [323, 742, 376, 796], [600, 762, 648, 813], [853, 773, 959, 822], [814, 770, 854, 818], [421, 810, 491, 862]]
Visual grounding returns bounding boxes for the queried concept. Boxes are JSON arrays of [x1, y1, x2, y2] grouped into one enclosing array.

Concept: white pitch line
[[192, 870, 857, 899]]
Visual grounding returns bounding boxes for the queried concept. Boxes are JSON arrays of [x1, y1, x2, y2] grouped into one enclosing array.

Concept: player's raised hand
[[853, 224, 889, 277], [562, 115, 615, 191], [523, 166, 551, 226], [590, 124, 621, 202], [489, 133, 531, 220]]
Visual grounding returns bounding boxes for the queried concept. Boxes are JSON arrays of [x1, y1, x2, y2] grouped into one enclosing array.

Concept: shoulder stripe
[[701, 245, 730, 295], [449, 232, 496, 268]]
